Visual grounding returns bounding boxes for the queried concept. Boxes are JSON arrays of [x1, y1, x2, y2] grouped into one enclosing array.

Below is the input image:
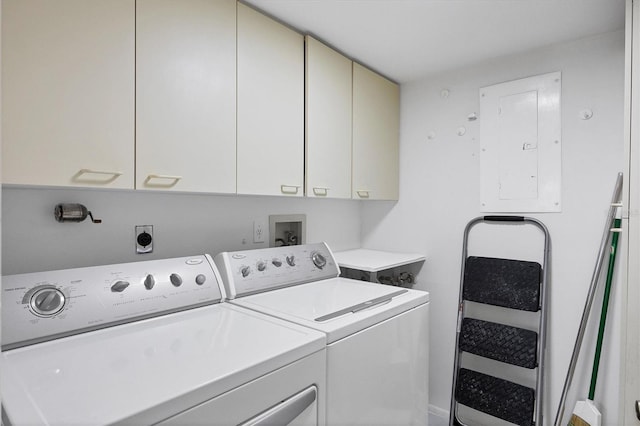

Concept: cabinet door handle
[[356, 190, 370, 198], [280, 185, 300, 194], [312, 187, 329, 196], [73, 169, 123, 184], [144, 174, 182, 187]]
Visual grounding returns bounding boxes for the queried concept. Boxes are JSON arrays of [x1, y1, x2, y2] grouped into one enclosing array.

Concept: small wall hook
[[580, 109, 593, 120]]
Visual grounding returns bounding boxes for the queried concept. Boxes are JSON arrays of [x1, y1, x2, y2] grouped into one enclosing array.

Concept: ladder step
[[463, 256, 541, 311], [459, 318, 538, 368], [456, 368, 535, 426]]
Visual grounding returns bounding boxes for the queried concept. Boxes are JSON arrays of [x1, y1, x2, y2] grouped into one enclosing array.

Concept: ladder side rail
[[450, 217, 484, 426], [524, 217, 551, 426]]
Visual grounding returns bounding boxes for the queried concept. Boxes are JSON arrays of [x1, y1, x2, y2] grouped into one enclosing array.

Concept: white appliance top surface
[[1, 303, 325, 426], [231, 277, 429, 343], [333, 249, 425, 272]]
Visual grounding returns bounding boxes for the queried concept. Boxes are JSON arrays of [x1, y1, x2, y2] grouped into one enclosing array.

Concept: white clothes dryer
[[215, 243, 430, 426], [1, 255, 326, 426]]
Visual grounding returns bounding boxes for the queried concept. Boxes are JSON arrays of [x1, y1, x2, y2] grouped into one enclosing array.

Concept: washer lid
[[231, 278, 429, 343], [1, 304, 325, 426]]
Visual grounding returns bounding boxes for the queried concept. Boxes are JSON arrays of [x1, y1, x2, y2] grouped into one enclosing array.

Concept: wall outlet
[[135, 225, 153, 254], [253, 220, 266, 243]]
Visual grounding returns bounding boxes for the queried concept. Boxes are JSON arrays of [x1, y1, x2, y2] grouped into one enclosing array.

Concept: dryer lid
[[1, 303, 325, 426]]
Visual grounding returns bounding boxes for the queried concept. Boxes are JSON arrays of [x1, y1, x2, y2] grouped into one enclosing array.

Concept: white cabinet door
[[136, 0, 236, 193], [237, 3, 304, 197], [2, 0, 135, 188], [305, 36, 352, 199], [352, 63, 400, 201]]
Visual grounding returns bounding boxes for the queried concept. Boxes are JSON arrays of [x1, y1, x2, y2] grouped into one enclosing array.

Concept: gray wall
[[1, 188, 362, 274], [361, 31, 626, 423]]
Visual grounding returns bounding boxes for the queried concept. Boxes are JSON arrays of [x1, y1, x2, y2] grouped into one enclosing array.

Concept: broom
[[568, 215, 622, 426]]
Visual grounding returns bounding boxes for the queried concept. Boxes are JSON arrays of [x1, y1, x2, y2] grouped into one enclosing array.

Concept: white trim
[[429, 404, 449, 420], [622, 0, 640, 424]]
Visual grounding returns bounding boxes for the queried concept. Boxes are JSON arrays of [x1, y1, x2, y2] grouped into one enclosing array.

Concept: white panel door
[[2, 0, 134, 188], [497, 91, 539, 200], [479, 72, 562, 212], [352, 63, 400, 201], [136, 0, 236, 193], [237, 3, 304, 197], [305, 36, 352, 199]]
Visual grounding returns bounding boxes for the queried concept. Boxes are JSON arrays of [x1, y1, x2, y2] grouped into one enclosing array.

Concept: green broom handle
[[588, 217, 621, 400]]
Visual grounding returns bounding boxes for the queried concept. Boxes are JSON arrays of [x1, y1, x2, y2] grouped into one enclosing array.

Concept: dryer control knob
[[311, 252, 327, 269], [30, 288, 65, 316], [257, 261, 267, 272], [195, 274, 207, 285], [286, 255, 296, 267], [111, 280, 130, 293], [144, 274, 155, 290], [272, 258, 282, 267], [170, 273, 183, 287], [241, 266, 251, 278]]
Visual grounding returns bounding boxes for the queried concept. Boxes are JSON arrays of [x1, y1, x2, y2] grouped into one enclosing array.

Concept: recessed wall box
[[269, 214, 306, 247]]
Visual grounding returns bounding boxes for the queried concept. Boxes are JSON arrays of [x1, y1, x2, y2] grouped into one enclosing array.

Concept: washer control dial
[[241, 266, 251, 278], [286, 255, 296, 267], [170, 273, 183, 287], [311, 252, 327, 269], [144, 274, 155, 290], [195, 274, 207, 285], [111, 280, 130, 293], [272, 258, 282, 267], [30, 287, 65, 317], [257, 261, 267, 272]]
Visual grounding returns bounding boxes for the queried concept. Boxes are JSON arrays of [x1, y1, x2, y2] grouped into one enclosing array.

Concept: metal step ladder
[[449, 216, 550, 426]]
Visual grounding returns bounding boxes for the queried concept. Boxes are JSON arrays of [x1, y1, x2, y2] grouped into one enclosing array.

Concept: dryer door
[[156, 350, 325, 426]]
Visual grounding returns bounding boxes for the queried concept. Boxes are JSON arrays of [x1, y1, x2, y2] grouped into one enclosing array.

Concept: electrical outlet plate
[[135, 225, 153, 254], [253, 220, 266, 243]]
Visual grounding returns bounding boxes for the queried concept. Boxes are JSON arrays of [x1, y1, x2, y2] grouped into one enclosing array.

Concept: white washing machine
[[1, 255, 326, 426], [214, 243, 430, 426]]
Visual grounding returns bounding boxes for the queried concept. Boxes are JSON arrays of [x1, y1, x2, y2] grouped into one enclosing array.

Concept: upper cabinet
[[2, 0, 135, 189], [305, 36, 353, 199], [236, 3, 305, 197], [136, 0, 236, 193], [352, 63, 400, 201], [2, 1, 399, 200]]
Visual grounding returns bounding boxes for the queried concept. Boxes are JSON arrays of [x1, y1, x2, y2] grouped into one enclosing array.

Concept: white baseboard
[[428, 404, 449, 419]]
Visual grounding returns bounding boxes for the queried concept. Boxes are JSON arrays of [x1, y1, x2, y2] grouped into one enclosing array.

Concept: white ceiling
[[243, 0, 626, 83]]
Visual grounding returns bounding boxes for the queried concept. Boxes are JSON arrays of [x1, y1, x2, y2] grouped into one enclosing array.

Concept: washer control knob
[[31, 288, 65, 316], [144, 274, 155, 290], [272, 258, 282, 267], [195, 274, 207, 285], [311, 252, 327, 269], [286, 255, 296, 267], [257, 261, 267, 272], [170, 273, 183, 287], [241, 266, 251, 278], [111, 280, 130, 293]]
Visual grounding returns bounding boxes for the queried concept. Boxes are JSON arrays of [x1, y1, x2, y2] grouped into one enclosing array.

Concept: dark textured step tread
[[455, 368, 535, 426], [463, 256, 541, 311], [459, 318, 538, 368]]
